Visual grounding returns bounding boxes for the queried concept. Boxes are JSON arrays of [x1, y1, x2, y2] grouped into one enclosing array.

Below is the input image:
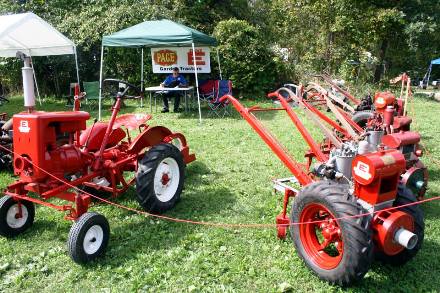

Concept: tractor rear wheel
[[0, 196, 35, 237], [68, 212, 110, 264], [376, 185, 424, 265], [136, 143, 185, 213], [290, 181, 373, 286]]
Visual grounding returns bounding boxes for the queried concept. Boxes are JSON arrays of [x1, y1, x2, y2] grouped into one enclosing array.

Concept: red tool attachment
[[373, 210, 416, 255]]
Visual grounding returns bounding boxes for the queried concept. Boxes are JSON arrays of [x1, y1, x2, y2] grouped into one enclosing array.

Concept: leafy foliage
[[0, 0, 439, 96], [214, 19, 283, 96]]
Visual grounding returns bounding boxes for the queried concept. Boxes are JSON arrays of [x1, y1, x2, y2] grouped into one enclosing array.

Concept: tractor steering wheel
[[103, 79, 141, 99]]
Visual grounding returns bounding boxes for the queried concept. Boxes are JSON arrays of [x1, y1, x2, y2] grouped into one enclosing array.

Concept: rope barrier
[[0, 143, 438, 229]]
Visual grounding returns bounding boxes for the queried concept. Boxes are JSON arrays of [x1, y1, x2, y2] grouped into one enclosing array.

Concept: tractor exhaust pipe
[[394, 228, 418, 250], [17, 51, 36, 112]]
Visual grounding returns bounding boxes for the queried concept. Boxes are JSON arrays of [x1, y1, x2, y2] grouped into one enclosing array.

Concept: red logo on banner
[[187, 49, 206, 65], [154, 50, 178, 66]]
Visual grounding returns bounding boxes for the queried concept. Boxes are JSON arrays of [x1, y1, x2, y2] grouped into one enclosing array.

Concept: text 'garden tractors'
[[220, 89, 425, 285], [0, 73, 195, 263]]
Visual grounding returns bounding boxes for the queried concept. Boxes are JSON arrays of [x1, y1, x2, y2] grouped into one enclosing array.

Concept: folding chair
[[83, 81, 100, 109], [207, 80, 232, 118], [199, 79, 216, 100]]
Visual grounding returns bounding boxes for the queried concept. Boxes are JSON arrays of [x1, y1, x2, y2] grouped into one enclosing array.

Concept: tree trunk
[[374, 39, 388, 82]]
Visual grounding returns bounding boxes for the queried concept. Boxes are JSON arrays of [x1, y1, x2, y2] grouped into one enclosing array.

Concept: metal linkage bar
[[267, 90, 329, 161], [219, 95, 313, 186], [273, 177, 300, 194], [274, 88, 343, 149], [269, 90, 349, 138], [319, 74, 360, 105]]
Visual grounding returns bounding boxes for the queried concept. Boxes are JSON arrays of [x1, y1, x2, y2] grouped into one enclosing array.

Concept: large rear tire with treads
[[290, 181, 373, 286]]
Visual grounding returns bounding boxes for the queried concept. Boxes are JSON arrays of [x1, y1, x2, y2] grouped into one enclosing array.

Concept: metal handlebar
[[103, 79, 141, 99]]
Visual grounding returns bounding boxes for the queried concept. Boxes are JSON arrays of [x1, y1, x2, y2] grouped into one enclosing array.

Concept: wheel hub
[[161, 173, 171, 186], [6, 203, 28, 229], [299, 203, 344, 270], [153, 157, 180, 203], [83, 225, 104, 255]]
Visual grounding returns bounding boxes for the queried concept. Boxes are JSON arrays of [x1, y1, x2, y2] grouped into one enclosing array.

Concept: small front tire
[[67, 212, 110, 264], [0, 196, 35, 237]]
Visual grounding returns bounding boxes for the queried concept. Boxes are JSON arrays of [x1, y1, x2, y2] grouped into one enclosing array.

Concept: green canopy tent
[[99, 19, 220, 122]]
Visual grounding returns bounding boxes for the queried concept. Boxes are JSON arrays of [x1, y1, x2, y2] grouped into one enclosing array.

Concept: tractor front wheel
[[0, 196, 35, 237], [136, 143, 185, 213], [67, 212, 110, 264], [290, 181, 373, 286]]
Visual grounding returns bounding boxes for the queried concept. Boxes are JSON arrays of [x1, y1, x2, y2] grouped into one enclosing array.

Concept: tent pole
[[98, 45, 104, 121], [192, 43, 202, 123], [426, 63, 432, 88], [74, 46, 80, 87], [29, 56, 41, 105], [141, 47, 144, 107], [216, 48, 222, 80]]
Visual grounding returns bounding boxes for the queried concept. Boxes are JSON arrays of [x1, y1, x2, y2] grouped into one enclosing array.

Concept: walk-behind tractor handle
[[103, 78, 141, 99]]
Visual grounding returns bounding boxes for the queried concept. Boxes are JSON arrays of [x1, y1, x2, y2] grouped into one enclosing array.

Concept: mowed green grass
[[0, 93, 439, 292]]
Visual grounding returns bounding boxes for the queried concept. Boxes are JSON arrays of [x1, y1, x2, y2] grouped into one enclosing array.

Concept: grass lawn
[[0, 93, 439, 292]]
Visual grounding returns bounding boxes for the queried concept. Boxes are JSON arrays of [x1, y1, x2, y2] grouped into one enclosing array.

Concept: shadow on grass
[[74, 161, 236, 267], [422, 165, 440, 220], [354, 239, 440, 291], [94, 189, 235, 267]]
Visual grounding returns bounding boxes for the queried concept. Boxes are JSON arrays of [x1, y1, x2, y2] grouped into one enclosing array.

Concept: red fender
[[128, 126, 196, 164], [128, 126, 172, 155]]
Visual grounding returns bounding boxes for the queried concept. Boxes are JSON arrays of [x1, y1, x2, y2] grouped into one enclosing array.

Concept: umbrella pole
[[74, 46, 80, 87], [192, 43, 202, 123], [216, 48, 222, 80], [426, 64, 432, 88], [30, 56, 41, 105], [98, 45, 104, 121], [141, 48, 144, 107]]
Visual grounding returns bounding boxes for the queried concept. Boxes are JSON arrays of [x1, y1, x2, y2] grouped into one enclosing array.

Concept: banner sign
[[151, 47, 211, 73]]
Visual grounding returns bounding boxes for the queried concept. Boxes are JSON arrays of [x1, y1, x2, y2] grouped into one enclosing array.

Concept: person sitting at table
[[160, 67, 187, 113]]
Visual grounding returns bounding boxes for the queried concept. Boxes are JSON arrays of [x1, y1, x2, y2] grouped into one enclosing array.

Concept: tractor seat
[[112, 114, 152, 130]]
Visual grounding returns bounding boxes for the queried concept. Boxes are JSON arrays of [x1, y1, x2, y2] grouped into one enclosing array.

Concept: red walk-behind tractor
[[220, 91, 424, 285], [0, 54, 195, 263], [300, 80, 428, 200]]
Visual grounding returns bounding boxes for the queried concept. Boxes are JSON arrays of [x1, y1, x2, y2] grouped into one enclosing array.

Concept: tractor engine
[[12, 111, 90, 183], [352, 149, 418, 254], [315, 141, 419, 256], [382, 131, 427, 198]]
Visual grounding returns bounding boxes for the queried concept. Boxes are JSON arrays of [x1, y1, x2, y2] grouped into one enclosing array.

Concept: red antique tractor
[[220, 91, 424, 285], [0, 59, 195, 264], [275, 82, 428, 200]]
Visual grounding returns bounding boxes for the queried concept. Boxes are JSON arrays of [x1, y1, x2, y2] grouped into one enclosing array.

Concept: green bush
[[214, 19, 282, 98]]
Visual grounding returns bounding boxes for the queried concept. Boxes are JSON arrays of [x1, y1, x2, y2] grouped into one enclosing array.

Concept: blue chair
[[206, 80, 232, 118]]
